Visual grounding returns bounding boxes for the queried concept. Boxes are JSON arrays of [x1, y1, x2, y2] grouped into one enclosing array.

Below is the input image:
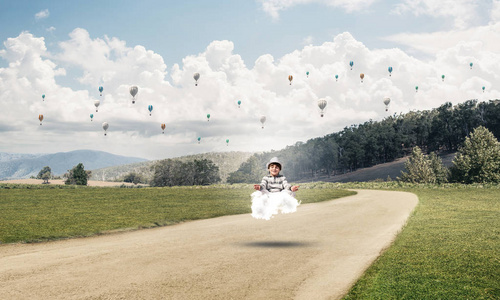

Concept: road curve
[[0, 189, 418, 299]]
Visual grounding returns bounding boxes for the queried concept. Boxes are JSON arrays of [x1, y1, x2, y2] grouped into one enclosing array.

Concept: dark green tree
[[123, 172, 142, 185], [64, 163, 90, 185], [37, 166, 52, 184], [450, 126, 500, 183]]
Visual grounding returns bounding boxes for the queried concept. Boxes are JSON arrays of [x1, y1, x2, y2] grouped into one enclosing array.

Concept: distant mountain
[[90, 151, 254, 183], [0, 150, 148, 180]]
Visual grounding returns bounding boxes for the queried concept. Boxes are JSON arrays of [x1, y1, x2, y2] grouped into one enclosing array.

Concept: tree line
[[227, 99, 500, 183]]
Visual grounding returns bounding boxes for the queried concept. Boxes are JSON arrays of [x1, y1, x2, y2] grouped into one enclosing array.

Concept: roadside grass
[[341, 183, 500, 300], [0, 183, 355, 244]]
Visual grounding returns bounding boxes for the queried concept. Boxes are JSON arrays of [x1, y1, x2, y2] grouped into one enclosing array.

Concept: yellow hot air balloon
[[288, 75, 293, 85], [161, 123, 166, 134], [38, 114, 43, 125], [360, 73, 365, 83]]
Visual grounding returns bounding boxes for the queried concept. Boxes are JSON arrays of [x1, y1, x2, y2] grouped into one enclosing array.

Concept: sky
[[1, 0, 499, 160]]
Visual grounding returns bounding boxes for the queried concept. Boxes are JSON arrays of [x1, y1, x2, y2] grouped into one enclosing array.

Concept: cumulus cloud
[[0, 28, 498, 159], [259, 0, 377, 20], [35, 9, 49, 20]]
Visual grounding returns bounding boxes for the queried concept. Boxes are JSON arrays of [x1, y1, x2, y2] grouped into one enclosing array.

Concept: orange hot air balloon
[[161, 123, 166, 134], [288, 75, 293, 85], [360, 73, 365, 83], [38, 114, 44, 125]]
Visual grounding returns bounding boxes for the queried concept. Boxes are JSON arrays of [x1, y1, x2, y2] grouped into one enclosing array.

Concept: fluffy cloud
[[259, 0, 377, 19], [0, 28, 498, 159]]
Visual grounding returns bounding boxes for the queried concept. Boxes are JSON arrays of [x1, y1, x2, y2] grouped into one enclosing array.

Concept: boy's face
[[268, 163, 281, 176]]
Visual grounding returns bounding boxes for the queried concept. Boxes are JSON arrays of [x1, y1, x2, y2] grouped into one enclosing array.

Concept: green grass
[[0, 183, 355, 244], [342, 183, 499, 300]]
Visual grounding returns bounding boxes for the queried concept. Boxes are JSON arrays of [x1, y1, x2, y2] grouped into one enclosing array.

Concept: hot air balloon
[[42, 94, 45, 101], [161, 123, 166, 134], [207, 113, 210, 121], [198, 137, 201, 144], [288, 75, 293, 85], [318, 98, 327, 117], [193, 73, 200, 86], [441, 75, 445, 82], [335, 74, 338, 81], [306, 71, 309, 78], [94, 100, 100, 112], [90, 114, 94, 122], [360, 73, 364, 83], [99, 86, 103, 96], [226, 139, 229, 146], [129, 86, 138, 104], [148, 105, 153, 116], [482, 86, 485, 92], [388, 66, 393, 76], [415, 86, 418, 93], [102, 122, 109, 136], [383, 97, 391, 112], [260, 116, 266, 129], [470, 62, 473, 69], [38, 114, 43, 125], [237, 100, 241, 108], [349, 61, 354, 70]]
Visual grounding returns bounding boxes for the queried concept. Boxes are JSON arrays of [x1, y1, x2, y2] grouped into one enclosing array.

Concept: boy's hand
[[291, 185, 299, 192], [253, 184, 261, 190]]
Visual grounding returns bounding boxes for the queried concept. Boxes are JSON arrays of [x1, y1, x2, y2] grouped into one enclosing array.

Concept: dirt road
[[0, 190, 418, 299]]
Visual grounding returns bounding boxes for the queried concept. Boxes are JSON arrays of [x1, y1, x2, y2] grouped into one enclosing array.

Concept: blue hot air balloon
[[388, 66, 393, 76], [99, 86, 103, 96], [349, 61, 354, 70], [148, 105, 153, 116]]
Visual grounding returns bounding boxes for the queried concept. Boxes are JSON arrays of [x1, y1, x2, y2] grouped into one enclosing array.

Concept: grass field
[[1, 182, 498, 299], [342, 183, 499, 300], [0, 183, 355, 244]]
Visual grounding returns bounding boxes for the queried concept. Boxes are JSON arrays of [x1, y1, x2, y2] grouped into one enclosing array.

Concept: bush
[[398, 146, 448, 184]]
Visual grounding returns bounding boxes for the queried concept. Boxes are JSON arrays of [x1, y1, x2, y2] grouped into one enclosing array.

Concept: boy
[[253, 157, 299, 194], [251, 157, 300, 220]]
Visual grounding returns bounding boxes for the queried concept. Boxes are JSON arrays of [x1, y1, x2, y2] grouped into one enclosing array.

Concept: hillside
[[90, 151, 254, 183], [297, 152, 456, 183], [0, 150, 147, 180]]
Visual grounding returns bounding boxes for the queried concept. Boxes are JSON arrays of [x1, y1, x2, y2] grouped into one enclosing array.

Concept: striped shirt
[[259, 174, 292, 193]]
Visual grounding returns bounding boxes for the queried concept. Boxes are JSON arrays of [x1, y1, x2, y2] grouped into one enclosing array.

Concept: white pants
[[251, 190, 300, 220]]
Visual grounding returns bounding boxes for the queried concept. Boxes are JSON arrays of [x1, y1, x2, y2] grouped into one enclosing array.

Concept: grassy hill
[[90, 151, 254, 183]]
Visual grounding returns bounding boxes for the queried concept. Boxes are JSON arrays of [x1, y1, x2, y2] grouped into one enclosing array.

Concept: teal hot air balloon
[[226, 139, 229, 146], [482, 86, 485, 93], [306, 71, 309, 78], [335, 74, 338, 81], [237, 100, 241, 108], [349, 61, 354, 70], [99, 86, 103, 96], [42, 94, 45, 101], [442, 74, 445, 82], [90, 114, 94, 121], [415, 86, 419, 92], [388, 66, 393, 76], [148, 105, 153, 116], [198, 137, 201, 144], [207, 113, 211, 121], [470, 62, 473, 69]]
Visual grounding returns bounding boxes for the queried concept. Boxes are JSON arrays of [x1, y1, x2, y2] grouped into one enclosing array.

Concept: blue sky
[[1, 0, 499, 160]]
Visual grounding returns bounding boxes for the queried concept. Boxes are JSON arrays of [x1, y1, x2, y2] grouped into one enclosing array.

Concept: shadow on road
[[239, 241, 316, 248]]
